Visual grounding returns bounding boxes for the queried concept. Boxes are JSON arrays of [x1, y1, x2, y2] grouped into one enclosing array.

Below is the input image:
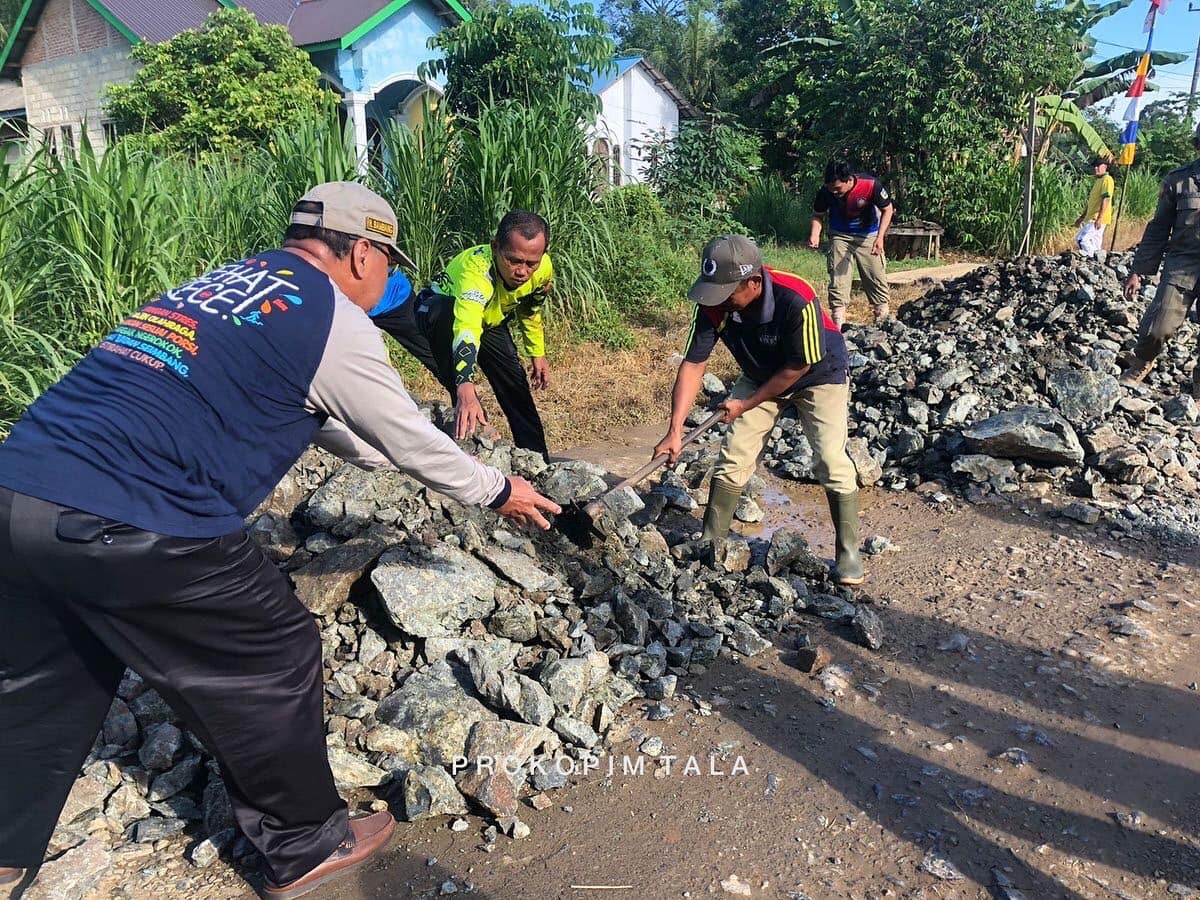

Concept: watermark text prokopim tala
[[450, 754, 750, 778]]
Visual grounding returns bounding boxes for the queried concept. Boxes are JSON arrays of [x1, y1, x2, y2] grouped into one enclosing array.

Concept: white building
[[590, 55, 698, 186]]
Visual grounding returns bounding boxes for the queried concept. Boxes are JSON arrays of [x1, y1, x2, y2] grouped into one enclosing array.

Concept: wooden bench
[[885, 222, 944, 260]]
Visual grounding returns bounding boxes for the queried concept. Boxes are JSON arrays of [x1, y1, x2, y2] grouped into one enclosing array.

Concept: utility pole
[[1019, 93, 1037, 257], [1190, 3, 1200, 118]]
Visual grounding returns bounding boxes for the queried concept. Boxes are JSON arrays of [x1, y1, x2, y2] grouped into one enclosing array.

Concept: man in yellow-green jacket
[[372, 211, 553, 458]]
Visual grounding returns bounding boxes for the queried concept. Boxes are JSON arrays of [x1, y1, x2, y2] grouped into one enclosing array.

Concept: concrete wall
[[329, 2, 444, 95], [594, 63, 681, 184], [20, 0, 136, 150]]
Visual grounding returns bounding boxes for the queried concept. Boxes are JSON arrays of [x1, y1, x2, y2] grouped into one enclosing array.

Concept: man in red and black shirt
[[653, 235, 864, 585], [810, 158, 894, 328]]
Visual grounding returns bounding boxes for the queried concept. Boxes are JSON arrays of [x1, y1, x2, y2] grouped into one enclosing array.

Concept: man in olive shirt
[[1121, 124, 1200, 397]]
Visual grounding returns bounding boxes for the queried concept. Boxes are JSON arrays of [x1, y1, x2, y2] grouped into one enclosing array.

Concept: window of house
[[44, 126, 57, 156], [60, 124, 74, 153], [102, 121, 120, 149], [612, 144, 622, 186]]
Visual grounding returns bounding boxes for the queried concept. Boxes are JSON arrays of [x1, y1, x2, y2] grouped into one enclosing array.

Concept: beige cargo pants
[[827, 232, 890, 316], [712, 376, 858, 493]]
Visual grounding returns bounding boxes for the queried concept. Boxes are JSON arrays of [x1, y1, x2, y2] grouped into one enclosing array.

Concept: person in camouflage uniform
[[1121, 124, 1200, 398]]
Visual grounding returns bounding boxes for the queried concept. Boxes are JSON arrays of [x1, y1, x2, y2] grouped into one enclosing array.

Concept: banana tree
[[1035, 95, 1113, 159]]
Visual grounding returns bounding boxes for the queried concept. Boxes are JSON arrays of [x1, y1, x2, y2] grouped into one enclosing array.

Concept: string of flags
[[1119, 0, 1168, 166]]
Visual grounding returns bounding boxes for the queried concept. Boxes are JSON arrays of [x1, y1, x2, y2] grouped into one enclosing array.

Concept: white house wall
[[595, 63, 680, 184]]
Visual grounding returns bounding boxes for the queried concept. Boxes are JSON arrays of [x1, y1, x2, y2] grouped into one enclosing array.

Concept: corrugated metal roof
[[102, 0, 222, 44], [237, 0, 301, 28], [288, 0, 392, 46]]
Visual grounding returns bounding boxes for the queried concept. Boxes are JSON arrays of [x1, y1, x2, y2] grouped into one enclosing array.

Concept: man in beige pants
[[809, 158, 894, 328], [654, 235, 864, 585]]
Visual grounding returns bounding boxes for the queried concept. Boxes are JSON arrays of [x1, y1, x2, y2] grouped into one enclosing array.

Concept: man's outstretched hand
[[495, 476, 560, 530]]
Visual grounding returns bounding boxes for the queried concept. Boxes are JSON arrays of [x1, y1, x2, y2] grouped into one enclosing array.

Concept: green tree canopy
[[421, 0, 615, 121], [600, 0, 722, 109], [105, 8, 333, 156], [720, 0, 1078, 188]]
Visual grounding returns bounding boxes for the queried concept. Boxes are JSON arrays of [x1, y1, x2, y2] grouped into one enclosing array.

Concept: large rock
[[373, 544, 497, 638], [477, 546, 562, 592], [465, 720, 553, 768], [962, 406, 1084, 465], [104, 783, 151, 827], [455, 767, 519, 818], [148, 754, 203, 802], [375, 662, 498, 766], [327, 747, 388, 790], [291, 528, 393, 617], [1046, 366, 1120, 427], [138, 722, 183, 772], [464, 646, 555, 726], [847, 437, 883, 487], [765, 529, 825, 579], [58, 775, 113, 827], [538, 461, 609, 505], [305, 464, 425, 530], [397, 766, 468, 821], [25, 838, 112, 900], [102, 697, 138, 748], [488, 604, 538, 642]]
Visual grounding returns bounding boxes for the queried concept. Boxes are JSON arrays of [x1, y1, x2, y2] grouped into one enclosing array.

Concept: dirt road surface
[[58, 419, 1197, 900]]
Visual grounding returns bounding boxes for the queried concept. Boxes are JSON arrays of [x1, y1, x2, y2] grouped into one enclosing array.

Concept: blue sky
[[1088, 0, 1199, 117]]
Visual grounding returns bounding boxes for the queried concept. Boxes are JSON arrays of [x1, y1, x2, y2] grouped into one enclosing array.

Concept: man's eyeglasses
[[370, 240, 402, 274]]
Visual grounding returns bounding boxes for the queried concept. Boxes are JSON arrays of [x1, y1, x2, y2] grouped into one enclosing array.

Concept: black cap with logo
[[688, 234, 764, 307]]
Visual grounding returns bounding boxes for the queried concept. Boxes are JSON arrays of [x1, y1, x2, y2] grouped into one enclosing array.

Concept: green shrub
[[595, 185, 695, 325], [734, 173, 816, 244]]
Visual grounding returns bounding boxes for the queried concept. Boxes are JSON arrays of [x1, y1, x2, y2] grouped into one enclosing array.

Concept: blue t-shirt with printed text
[[0, 251, 338, 537]]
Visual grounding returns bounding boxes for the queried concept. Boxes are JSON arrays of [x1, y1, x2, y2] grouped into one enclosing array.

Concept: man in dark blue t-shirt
[[654, 235, 865, 586], [0, 183, 558, 899], [809, 157, 894, 328]]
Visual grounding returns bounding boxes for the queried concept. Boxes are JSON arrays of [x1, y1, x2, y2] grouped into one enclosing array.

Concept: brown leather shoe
[[0, 867, 23, 886], [259, 811, 396, 900]]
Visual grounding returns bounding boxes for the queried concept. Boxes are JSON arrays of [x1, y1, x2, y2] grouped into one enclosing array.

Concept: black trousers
[[0, 488, 347, 885], [374, 296, 549, 457]]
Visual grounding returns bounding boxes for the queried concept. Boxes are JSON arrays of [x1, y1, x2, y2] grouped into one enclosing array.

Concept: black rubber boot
[[825, 489, 864, 585], [702, 478, 743, 541]]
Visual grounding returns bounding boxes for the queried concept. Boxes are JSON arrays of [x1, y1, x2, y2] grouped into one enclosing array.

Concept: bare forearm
[[668, 361, 706, 433], [877, 206, 894, 241], [745, 364, 810, 409]]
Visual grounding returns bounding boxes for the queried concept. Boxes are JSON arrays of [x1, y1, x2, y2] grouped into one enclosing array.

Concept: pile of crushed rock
[[32, 427, 881, 897], [750, 250, 1200, 545]]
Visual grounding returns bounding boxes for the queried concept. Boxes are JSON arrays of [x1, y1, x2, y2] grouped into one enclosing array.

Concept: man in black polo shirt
[[653, 235, 864, 585]]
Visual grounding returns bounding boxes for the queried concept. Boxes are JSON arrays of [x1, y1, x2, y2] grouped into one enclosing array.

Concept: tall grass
[[0, 93, 628, 433], [734, 172, 818, 244], [1117, 168, 1161, 219]]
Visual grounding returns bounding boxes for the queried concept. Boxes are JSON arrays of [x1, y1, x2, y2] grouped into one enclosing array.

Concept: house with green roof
[[0, 0, 469, 161]]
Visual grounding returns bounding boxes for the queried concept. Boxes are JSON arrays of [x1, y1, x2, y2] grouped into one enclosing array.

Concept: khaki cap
[[290, 181, 415, 270], [688, 234, 763, 306]]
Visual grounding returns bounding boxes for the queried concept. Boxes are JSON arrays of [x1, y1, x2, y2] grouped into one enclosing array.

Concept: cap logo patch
[[703, 257, 718, 276], [365, 216, 396, 239], [738, 264, 754, 276]]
